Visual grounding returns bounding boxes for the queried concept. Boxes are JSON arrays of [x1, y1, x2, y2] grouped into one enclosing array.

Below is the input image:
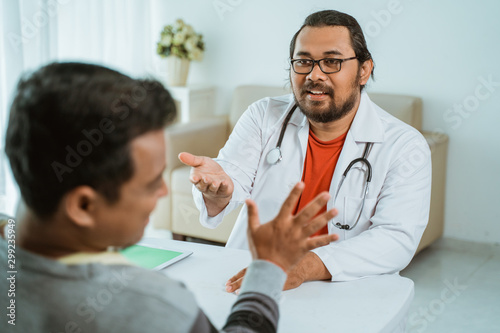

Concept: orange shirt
[[294, 129, 347, 236]]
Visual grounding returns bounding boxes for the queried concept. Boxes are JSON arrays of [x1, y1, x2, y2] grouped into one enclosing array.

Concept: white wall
[[147, 0, 500, 244], [4, 0, 499, 243]]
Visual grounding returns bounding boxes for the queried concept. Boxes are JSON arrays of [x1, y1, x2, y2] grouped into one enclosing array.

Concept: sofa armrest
[[416, 131, 449, 253], [165, 116, 229, 172], [152, 117, 229, 231]]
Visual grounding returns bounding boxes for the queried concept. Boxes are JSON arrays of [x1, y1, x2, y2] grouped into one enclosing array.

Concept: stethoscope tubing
[[266, 104, 298, 165], [333, 143, 373, 230], [265, 103, 374, 231]]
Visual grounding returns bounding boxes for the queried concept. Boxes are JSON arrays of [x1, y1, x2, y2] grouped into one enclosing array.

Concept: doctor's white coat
[[193, 92, 431, 281]]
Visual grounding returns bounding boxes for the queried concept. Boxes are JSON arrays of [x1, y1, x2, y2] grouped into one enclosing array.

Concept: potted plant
[[157, 19, 205, 86]]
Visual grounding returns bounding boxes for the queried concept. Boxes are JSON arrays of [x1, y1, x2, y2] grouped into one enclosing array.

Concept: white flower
[[184, 37, 197, 52], [160, 34, 172, 47], [183, 24, 194, 35], [173, 19, 185, 31], [188, 48, 203, 61], [157, 19, 204, 61], [172, 31, 187, 45]]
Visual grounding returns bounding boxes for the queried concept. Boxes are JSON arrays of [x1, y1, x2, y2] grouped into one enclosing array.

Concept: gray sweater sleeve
[[189, 260, 287, 333], [0, 236, 288, 333]]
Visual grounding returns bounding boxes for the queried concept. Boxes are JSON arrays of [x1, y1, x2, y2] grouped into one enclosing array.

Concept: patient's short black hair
[[5, 62, 176, 218]]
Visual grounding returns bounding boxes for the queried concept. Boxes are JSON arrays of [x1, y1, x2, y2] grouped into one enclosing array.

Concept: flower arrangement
[[156, 19, 205, 61]]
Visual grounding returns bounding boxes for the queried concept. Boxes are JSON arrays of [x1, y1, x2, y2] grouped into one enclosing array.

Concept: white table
[[143, 238, 414, 333]]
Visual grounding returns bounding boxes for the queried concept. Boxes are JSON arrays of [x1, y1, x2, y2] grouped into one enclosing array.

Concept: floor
[[144, 224, 500, 332], [400, 238, 500, 333]]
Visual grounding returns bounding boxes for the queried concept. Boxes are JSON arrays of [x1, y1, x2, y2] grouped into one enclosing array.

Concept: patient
[[0, 62, 337, 332]]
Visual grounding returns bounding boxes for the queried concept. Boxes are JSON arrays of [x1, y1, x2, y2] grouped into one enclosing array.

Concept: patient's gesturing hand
[[225, 182, 338, 293]]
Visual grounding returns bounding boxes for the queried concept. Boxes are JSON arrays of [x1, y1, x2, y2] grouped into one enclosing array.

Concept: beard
[[293, 78, 360, 124]]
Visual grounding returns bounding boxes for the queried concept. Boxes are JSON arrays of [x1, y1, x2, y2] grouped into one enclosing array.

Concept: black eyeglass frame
[[290, 56, 358, 74]]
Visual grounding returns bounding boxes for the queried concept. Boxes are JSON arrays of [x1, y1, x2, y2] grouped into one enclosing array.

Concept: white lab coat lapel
[[288, 102, 309, 180], [328, 92, 385, 230], [296, 119, 309, 172]]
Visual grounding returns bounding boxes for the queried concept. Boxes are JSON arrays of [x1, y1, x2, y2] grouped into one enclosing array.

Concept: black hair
[[289, 10, 375, 89], [5, 62, 176, 219]]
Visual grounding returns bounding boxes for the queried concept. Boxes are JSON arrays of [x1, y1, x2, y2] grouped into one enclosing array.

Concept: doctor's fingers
[[302, 208, 338, 237], [293, 192, 331, 225], [206, 179, 225, 195], [192, 175, 216, 191], [193, 176, 230, 196], [216, 182, 232, 196], [225, 278, 243, 293], [193, 178, 210, 193], [227, 267, 247, 284], [189, 168, 205, 185], [225, 268, 247, 292], [189, 166, 215, 184]]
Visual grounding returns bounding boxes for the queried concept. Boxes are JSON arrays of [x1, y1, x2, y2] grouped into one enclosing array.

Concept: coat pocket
[[342, 196, 378, 232]]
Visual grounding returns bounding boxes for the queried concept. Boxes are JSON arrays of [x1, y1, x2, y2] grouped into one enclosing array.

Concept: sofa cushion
[[229, 85, 291, 130], [171, 166, 194, 195], [368, 93, 422, 131]]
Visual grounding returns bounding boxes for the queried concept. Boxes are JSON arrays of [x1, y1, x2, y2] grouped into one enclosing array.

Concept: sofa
[[152, 85, 449, 254]]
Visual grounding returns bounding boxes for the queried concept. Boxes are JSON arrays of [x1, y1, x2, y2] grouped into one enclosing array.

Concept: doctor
[[179, 10, 431, 292]]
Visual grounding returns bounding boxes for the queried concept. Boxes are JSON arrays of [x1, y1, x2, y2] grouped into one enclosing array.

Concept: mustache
[[302, 82, 334, 95]]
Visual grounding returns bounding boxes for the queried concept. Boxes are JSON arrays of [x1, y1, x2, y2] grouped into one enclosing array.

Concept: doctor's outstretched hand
[[179, 152, 234, 217], [226, 182, 339, 293]]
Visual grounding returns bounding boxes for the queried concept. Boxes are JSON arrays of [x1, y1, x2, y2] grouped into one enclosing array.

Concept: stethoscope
[[332, 141, 373, 230], [265, 104, 298, 165], [265, 103, 374, 230]]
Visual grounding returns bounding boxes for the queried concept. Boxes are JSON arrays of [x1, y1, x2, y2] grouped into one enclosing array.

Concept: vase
[[166, 56, 190, 86]]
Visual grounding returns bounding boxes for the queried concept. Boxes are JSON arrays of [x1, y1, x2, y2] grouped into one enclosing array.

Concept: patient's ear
[[64, 186, 98, 228]]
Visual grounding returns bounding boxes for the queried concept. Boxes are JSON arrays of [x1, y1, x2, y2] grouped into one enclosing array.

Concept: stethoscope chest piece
[[266, 147, 282, 165]]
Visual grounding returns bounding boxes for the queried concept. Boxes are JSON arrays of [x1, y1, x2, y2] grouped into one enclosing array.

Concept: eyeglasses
[[290, 56, 358, 74]]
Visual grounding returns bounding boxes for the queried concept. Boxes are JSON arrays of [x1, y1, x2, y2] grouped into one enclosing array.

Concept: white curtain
[[0, 0, 155, 215], [0, 0, 59, 215], [0, 0, 21, 215], [56, 0, 156, 77]]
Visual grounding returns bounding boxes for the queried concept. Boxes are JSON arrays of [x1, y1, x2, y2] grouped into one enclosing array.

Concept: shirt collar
[[58, 251, 132, 266]]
